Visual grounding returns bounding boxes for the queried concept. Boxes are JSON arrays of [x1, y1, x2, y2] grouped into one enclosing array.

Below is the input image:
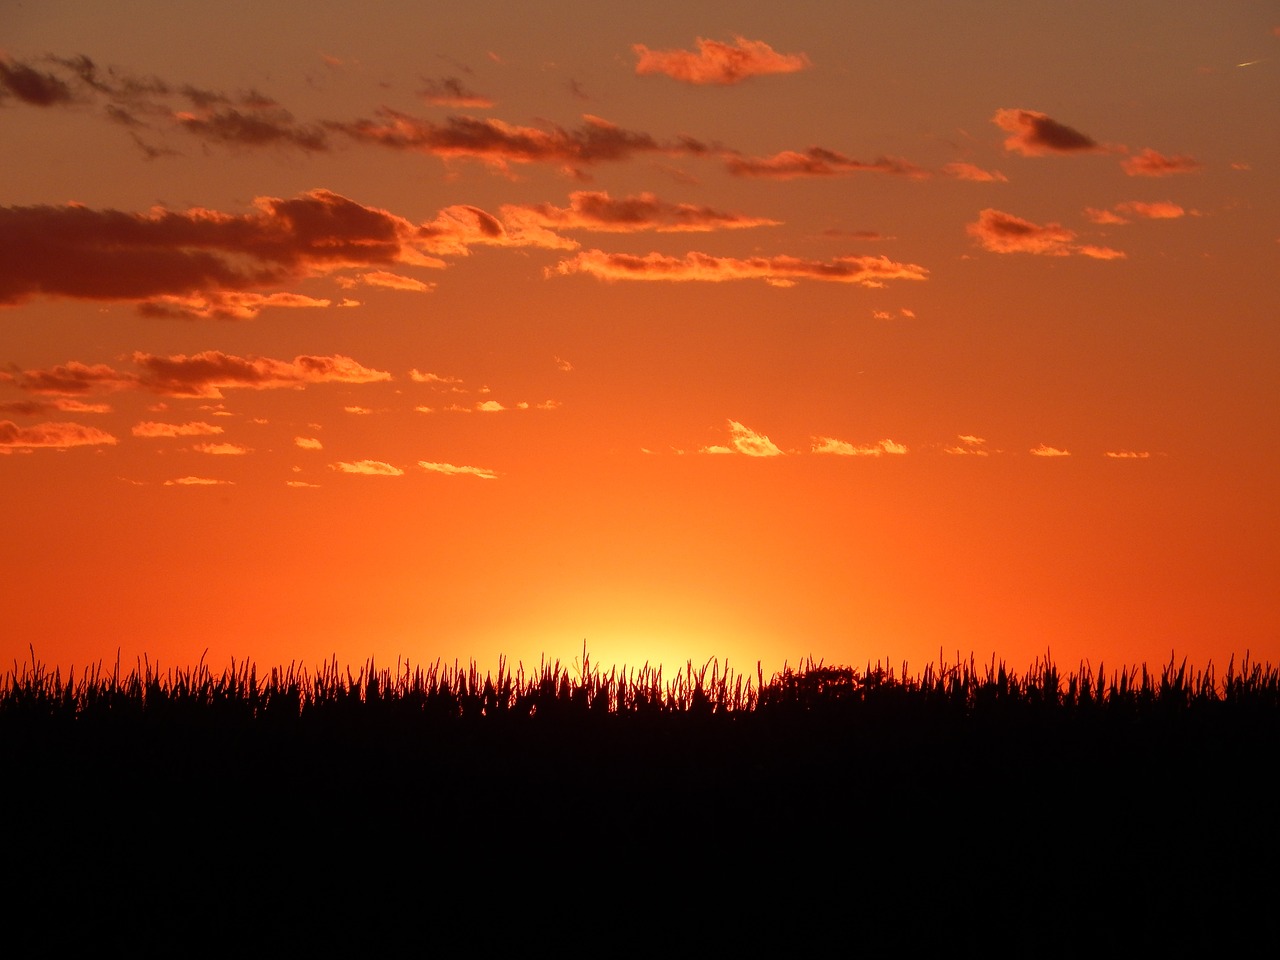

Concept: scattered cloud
[[633, 36, 810, 85], [419, 461, 498, 479], [966, 209, 1125, 259], [132, 421, 224, 438], [704, 420, 783, 457], [193, 442, 250, 455], [344, 405, 375, 414], [331, 460, 403, 476], [1105, 450, 1151, 459], [725, 148, 924, 179], [1121, 148, 1203, 177], [0, 56, 75, 106], [331, 111, 704, 176], [812, 437, 907, 456], [354, 270, 436, 292], [419, 77, 494, 109], [940, 162, 1008, 182], [0, 419, 117, 450], [551, 250, 927, 287], [164, 476, 232, 486], [1030, 443, 1071, 457], [500, 190, 779, 233], [131, 352, 391, 398], [992, 108, 1103, 156], [943, 435, 993, 456], [294, 436, 323, 450], [1086, 201, 1188, 224], [286, 480, 321, 488]]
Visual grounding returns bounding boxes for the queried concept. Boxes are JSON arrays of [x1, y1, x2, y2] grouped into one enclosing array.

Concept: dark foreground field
[[4, 650, 1278, 947]]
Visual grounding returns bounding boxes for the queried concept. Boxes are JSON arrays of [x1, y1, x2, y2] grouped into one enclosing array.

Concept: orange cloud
[[139, 291, 332, 320], [940, 162, 1009, 182], [419, 461, 498, 479], [193, 442, 250, 455], [725, 148, 924, 179], [944, 435, 993, 456], [356, 270, 436, 292], [131, 352, 391, 398], [332, 111, 702, 175], [1089, 201, 1188, 224], [993, 109, 1103, 156], [813, 437, 908, 456], [967, 209, 1125, 259], [294, 436, 323, 450], [331, 460, 404, 476], [633, 36, 810, 85], [419, 77, 494, 109], [11, 361, 135, 395], [132, 421, 224, 438], [500, 191, 779, 234], [1105, 450, 1152, 459], [1121, 149, 1203, 177], [0, 420, 117, 449], [1030, 443, 1071, 457], [551, 250, 927, 287], [164, 476, 232, 486]]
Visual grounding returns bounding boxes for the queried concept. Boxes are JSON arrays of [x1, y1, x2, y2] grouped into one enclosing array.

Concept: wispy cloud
[[966, 209, 1125, 259], [701, 421, 783, 457], [294, 436, 323, 450], [419, 461, 498, 479], [164, 476, 232, 486], [1085, 201, 1188, 224], [0, 56, 75, 106], [419, 77, 494, 109], [500, 190, 779, 234], [0, 420, 117, 450], [1120, 148, 1204, 177], [1105, 450, 1152, 459], [193, 442, 250, 455], [812, 437, 908, 456], [1030, 443, 1071, 457], [725, 148, 924, 180], [633, 36, 810, 85], [943, 435, 993, 456], [131, 352, 391, 398], [551, 250, 927, 287], [132, 421, 224, 438], [331, 460, 404, 476]]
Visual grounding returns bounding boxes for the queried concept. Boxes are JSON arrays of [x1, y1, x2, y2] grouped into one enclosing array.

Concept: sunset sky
[[3, 1, 1276, 681]]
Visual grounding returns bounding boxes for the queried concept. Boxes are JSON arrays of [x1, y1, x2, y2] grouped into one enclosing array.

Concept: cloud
[[286, 480, 321, 488], [193, 442, 250, 455], [1104, 450, 1151, 459], [500, 190, 779, 234], [164, 476, 232, 486], [10, 361, 135, 395], [331, 460, 403, 476], [992, 109, 1103, 156], [551, 250, 927, 287], [1087, 201, 1188, 224], [475, 400, 505, 412], [0, 56, 75, 105], [812, 437, 908, 456], [943, 435, 993, 456], [331, 111, 702, 175], [355, 270, 436, 292], [940, 162, 1009, 182], [294, 436, 323, 450], [418, 461, 498, 479], [725, 148, 925, 179], [173, 106, 328, 152], [132, 421, 224, 438], [131, 351, 391, 398], [0, 189, 515, 316], [409, 370, 463, 385], [0, 397, 111, 415], [1121, 148, 1203, 177], [633, 36, 810, 85], [1030, 443, 1071, 457], [709, 420, 783, 457], [966, 209, 1125, 259], [419, 77, 494, 109], [0, 420, 117, 449]]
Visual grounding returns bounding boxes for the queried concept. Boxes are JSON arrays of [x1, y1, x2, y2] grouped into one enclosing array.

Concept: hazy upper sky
[[3, 1, 1276, 679]]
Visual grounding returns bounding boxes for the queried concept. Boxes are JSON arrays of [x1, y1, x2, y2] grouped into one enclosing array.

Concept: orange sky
[[3, 2, 1277, 681]]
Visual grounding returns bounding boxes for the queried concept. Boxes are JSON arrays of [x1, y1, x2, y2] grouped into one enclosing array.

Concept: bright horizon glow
[[2, 2, 1277, 682]]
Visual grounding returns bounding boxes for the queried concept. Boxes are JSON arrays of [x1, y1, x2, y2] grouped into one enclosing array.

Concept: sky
[[3, 1, 1277, 682]]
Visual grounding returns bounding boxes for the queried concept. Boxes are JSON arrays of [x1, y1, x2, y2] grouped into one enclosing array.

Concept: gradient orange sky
[[3, 2, 1277, 680]]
